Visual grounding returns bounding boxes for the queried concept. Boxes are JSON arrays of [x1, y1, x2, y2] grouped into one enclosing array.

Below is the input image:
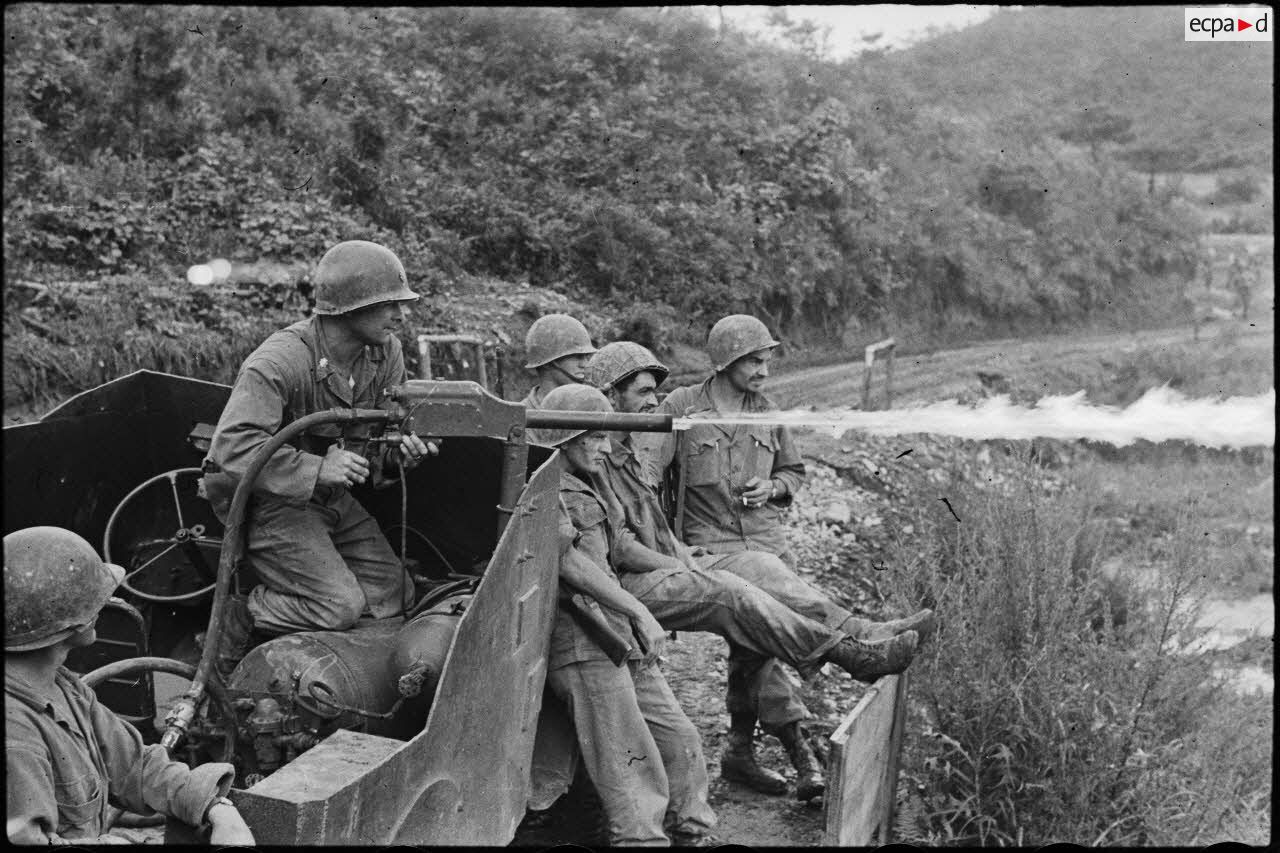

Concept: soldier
[[201, 240, 436, 678], [540, 384, 717, 846], [589, 342, 926, 801], [5, 527, 255, 845], [648, 316, 934, 799], [520, 314, 597, 445]]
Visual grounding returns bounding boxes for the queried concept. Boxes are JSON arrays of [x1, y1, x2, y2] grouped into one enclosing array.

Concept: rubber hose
[[82, 657, 238, 763]]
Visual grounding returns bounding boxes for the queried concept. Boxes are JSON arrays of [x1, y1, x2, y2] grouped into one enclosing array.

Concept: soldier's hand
[[396, 433, 439, 469], [630, 609, 667, 666], [318, 443, 371, 488], [207, 801, 256, 845], [739, 476, 773, 509]]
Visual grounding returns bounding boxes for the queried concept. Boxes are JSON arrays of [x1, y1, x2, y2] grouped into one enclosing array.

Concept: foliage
[[4, 4, 1209, 398], [1209, 175, 1262, 205], [884, 456, 1271, 845]]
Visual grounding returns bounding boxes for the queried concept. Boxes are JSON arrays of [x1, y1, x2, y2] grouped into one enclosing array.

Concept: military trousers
[[621, 556, 845, 730], [244, 487, 412, 635], [704, 549, 858, 732], [544, 658, 716, 846]]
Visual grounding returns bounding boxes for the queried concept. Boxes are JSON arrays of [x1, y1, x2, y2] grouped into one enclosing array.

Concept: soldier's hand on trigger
[[318, 442, 371, 488], [396, 432, 439, 469], [739, 476, 774, 509]]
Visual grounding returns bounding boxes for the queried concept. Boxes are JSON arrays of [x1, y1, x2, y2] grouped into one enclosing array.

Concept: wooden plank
[[822, 673, 906, 846]]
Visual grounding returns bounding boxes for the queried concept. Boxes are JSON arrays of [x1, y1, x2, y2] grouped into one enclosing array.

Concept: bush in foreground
[[885, 450, 1270, 845]]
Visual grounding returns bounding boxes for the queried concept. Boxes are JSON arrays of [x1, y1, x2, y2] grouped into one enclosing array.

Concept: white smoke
[[672, 387, 1275, 449]]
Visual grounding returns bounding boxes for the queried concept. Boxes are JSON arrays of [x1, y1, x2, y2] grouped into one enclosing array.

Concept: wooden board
[[822, 672, 910, 846]]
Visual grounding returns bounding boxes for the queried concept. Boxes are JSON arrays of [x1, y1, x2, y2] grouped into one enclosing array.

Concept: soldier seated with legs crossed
[[645, 319, 937, 801]]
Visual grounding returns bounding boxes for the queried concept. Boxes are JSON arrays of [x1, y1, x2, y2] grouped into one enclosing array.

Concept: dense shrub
[[885, 454, 1271, 845], [5, 4, 1202, 347]]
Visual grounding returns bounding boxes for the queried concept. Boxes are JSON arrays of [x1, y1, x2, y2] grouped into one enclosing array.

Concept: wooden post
[[884, 345, 895, 409], [877, 671, 910, 844], [417, 335, 433, 380], [861, 338, 897, 411]]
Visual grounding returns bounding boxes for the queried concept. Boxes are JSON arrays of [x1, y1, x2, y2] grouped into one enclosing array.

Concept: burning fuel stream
[[670, 387, 1275, 449]]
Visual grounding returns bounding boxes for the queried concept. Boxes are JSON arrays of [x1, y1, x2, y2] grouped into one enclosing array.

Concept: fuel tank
[[229, 620, 424, 740]]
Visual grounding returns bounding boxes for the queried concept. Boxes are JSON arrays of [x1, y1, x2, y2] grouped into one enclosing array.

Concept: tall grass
[[885, 449, 1271, 845]]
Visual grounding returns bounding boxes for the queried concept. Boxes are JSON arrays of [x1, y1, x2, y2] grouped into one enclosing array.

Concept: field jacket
[[651, 378, 805, 557], [5, 667, 233, 844], [202, 316, 405, 519]]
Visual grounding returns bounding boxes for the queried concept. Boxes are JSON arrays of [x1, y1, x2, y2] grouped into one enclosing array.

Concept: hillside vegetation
[[1, 5, 1242, 408]]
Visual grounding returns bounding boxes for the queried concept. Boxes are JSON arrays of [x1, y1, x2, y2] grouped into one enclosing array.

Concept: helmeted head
[[707, 315, 780, 373], [312, 240, 419, 316], [524, 314, 597, 377], [540, 384, 614, 477], [537, 383, 614, 447], [5, 527, 125, 652], [587, 342, 669, 415]]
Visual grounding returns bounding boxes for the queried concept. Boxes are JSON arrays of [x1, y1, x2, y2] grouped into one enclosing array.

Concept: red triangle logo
[[1239, 19, 1253, 31]]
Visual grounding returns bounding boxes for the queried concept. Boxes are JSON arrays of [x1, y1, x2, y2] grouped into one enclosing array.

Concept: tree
[[1055, 107, 1135, 163], [1119, 145, 1192, 195]]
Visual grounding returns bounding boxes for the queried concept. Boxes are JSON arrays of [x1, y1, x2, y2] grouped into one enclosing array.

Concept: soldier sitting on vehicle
[[201, 240, 437, 679], [519, 313, 597, 444], [5, 527, 255, 846], [588, 341, 928, 802], [539, 384, 718, 846]]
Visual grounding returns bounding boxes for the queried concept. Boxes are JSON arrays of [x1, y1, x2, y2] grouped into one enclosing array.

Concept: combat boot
[[214, 594, 257, 682], [721, 730, 787, 795], [854, 608, 937, 646], [776, 722, 825, 802], [822, 630, 918, 683]]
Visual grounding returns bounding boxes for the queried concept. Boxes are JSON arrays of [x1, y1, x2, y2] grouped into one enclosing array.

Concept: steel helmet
[[312, 240, 420, 315], [5, 527, 125, 652], [524, 314, 597, 369], [538, 383, 613, 447], [707, 314, 780, 372], [586, 341, 670, 391]]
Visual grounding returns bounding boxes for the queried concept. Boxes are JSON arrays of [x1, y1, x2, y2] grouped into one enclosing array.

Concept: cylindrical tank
[[229, 620, 419, 739], [390, 593, 470, 729]]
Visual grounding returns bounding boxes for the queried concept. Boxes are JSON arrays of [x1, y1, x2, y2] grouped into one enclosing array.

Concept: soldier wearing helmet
[[592, 341, 929, 801], [530, 384, 717, 846], [5, 527, 255, 845], [201, 240, 438, 678], [518, 315, 597, 444]]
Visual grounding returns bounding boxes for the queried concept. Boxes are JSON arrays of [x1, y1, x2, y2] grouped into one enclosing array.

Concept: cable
[[384, 523, 459, 577]]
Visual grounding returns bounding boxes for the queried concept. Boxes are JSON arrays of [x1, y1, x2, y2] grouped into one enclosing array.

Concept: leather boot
[[720, 714, 787, 795], [822, 630, 918, 683], [214, 594, 257, 682], [856, 609, 937, 645], [776, 722, 825, 802]]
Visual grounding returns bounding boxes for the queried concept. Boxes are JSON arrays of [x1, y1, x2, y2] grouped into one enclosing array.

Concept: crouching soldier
[[201, 240, 436, 678], [5, 527, 255, 845], [589, 341, 927, 801], [541, 384, 718, 846]]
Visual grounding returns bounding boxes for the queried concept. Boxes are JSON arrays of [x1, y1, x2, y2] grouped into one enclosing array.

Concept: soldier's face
[[549, 354, 591, 385], [615, 371, 659, 414], [725, 348, 772, 394], [562, 430, 610, 475], [346, 301, 408, 346]]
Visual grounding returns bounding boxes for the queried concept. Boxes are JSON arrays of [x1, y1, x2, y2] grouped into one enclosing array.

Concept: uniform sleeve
[[769, 424, 805, 504], [210, 359, 324, 504], [6, 742, 60, 844], [85, 684, 233, 829]]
